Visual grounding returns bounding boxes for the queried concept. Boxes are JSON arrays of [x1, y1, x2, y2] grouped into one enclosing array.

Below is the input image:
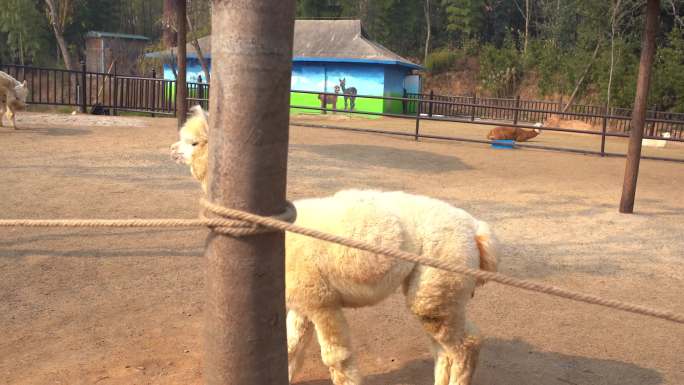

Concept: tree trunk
[[176, 0, 187, 128], [203, 1, 295, 384], [561, 40, 601, 113], [524, 0, 530, 54], [619, 0, 660, 213], [163, 0, 177, 48], [186, 14, 210, 83], [423, 0, 431, 65], [607, 0, 622, 111], [44, 0, 74, 71], [18, 33, 25, 66]]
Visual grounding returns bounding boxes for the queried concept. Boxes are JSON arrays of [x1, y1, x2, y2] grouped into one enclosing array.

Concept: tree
[[607, 0, 623, 111], [513, 0, 531, 54], [44, 0, 74, 70], [424, 0, 431, 64], [442, 0, 485, 44], [0, 0, 50, 65], [163, 0, 177, 48]]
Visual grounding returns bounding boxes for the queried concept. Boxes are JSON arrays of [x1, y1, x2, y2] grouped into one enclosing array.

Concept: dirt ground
[[1, 112, 683, 385]]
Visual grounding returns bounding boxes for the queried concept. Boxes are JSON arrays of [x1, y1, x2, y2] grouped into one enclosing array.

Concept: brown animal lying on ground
[[486, 126, 541, 142]]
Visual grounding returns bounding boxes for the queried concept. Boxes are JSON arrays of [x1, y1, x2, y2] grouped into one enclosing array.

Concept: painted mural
[[162, 59, 418, 116], [163, 59, 209, 83], [290, 62, 384, 116]]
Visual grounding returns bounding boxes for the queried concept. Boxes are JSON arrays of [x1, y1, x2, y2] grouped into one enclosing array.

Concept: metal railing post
[[151, 69, 157, 117], [80, 61, 87, 113], [470, 92, 477, 122], [513, 95, 520, 125], [415, 94, 422, 141], [601, 106, 608, 156]]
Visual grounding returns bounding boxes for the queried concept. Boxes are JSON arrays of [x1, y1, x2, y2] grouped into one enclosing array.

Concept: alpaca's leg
[[431, 340, 451, 385], [287, 309, 314, 382], [405, 268, 480, 385], [0, 101, 5, 127], [7, 107, 15, 129], [310, 308, 361, 385]]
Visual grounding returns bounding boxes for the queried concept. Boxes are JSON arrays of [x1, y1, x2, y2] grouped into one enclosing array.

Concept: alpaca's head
[[171, 105, 209, 191], [14, 80, 28, 104]]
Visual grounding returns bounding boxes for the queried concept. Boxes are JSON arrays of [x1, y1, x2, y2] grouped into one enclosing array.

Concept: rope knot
[[199, 198, 297, 236]]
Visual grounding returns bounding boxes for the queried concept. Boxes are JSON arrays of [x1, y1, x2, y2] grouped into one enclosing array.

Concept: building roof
[[86, 31, 150, 41], [146, 19, 421, 70]]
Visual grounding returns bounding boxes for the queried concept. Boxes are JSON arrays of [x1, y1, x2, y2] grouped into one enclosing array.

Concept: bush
[[478, 33, 522, 97], [425, 49, 460, 74]]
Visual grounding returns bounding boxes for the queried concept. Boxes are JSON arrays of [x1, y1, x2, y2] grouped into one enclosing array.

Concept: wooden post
[[619, 0, 660, 213], [204, 1, 295, 384], [176, 0, 187, 128], [428, 89, 434, 117]]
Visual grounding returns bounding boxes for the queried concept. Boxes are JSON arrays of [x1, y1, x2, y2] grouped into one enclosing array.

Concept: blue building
[[147, 19, 422, 114]]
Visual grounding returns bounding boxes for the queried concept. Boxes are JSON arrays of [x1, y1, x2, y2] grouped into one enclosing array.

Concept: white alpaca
[[0, 71, 28, 129], [171, 107, 498, 385]]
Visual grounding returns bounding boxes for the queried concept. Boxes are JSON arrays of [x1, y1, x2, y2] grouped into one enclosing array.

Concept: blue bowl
[[491, 139, 515, 149]]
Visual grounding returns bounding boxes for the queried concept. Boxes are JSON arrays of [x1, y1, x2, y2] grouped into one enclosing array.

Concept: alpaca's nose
[[170, 142, 181, 160]]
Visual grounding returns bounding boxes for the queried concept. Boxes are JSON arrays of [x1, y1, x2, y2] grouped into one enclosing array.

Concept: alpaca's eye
[[192, 142, 199, 146]]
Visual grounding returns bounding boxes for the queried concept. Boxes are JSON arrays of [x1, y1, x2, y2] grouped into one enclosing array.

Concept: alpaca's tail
[[474, 220, 498, 286]]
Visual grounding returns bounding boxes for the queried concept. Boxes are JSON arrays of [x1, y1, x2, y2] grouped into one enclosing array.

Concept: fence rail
[[405, 91, 684, 139], [3, 63, 684, 143], [0, 63, 207, 116]]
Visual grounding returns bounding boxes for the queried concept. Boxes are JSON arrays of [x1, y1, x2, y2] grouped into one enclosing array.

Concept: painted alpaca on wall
[[318, 85, 340, 114], [339, 78, 357, 111]]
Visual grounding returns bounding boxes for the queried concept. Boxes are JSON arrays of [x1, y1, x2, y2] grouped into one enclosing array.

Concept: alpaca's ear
[[21, 80, 27, 87]]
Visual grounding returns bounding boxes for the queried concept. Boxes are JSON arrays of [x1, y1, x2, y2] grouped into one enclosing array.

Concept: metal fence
[[405, 91, 684, 139], [4, 62, 684, 144], [1, 63, 206, 116]]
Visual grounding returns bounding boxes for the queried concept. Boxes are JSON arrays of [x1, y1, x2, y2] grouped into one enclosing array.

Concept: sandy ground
[[1, 112, 683, 385]]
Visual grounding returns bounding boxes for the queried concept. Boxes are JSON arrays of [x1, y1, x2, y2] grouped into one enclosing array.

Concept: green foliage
[[442, 0, 484, 44], [425, 49, 461, 73], [0, 0, 51, 65], [479, 33, 522, 97], [651, 28, 684, 112], [0, 0, 682, 111]]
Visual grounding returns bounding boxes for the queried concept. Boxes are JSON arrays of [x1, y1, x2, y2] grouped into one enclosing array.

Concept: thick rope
[[199, 199, 684, 325], [1, 200, 683, 325], [199, 200, 297, 236]]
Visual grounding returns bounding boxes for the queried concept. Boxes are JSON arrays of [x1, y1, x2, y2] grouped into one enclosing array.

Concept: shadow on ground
[[294, 144, 470, 173], [297, 338, 662, 385], [0, 127, 93, 136]]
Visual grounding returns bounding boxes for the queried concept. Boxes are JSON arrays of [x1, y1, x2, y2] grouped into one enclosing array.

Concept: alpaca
[[0, 71, 28, 129], [339, 78, 357, 111], [171, 106, 498, 385], [486, 126, 541, 142], [170, 105, 209, 191], [318, 85, 340, 114]]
